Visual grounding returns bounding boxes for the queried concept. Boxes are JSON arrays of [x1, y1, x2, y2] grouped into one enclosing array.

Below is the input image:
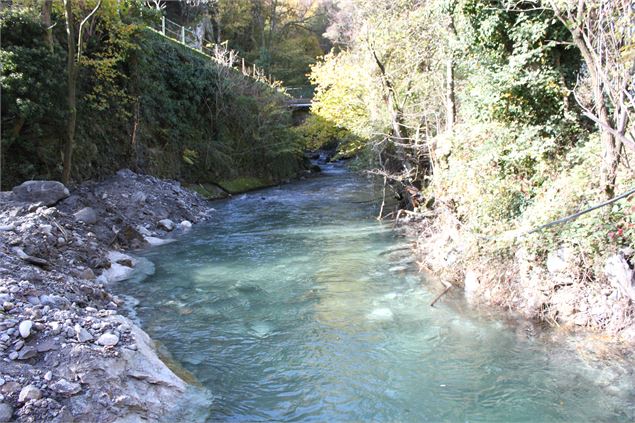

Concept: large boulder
[[12, 180, 69, 206]]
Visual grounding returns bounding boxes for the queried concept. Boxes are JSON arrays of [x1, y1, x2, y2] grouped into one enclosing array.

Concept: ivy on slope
[[1, 8, 305, 190]]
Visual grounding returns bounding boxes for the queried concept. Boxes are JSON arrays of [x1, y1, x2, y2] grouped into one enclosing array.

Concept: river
[[120, 164, 635, 422]]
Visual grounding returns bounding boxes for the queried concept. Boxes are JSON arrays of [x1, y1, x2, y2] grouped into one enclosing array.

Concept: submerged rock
[[144, 236, 176, 246], [367, 307, 394, 321]]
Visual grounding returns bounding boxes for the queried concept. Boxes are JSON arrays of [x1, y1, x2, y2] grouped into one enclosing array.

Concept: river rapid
[[120, 165, 635, 422]]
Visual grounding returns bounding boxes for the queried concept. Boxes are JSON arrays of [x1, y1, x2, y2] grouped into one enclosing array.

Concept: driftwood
[[430, 283, 452, 307], [13, 247, 49, 268]]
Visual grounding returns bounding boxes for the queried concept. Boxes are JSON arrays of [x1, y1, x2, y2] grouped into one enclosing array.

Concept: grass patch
[[218, 177, 272, 194]]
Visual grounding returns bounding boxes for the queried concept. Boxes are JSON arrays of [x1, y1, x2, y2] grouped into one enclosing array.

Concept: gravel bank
[[0, 170, 213, 422]]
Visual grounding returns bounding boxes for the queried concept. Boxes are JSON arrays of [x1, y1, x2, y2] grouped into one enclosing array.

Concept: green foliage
[[456, 0, 580, 126], [219, 177, 271, 194], [191, 0, 330, 86], [1, 7, 305, 189], [0, 8, 66, 185], [292, 114, 356, 151]]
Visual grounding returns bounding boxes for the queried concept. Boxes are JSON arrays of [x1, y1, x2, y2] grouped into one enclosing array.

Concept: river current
[[120, 165, 635, 422]]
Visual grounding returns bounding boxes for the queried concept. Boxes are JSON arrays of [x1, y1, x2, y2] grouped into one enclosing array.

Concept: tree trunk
[[445, 57, 455, 132], [41, 0, 54, 51], [569, 27, 618, 198], [62, 0, 77, 185]]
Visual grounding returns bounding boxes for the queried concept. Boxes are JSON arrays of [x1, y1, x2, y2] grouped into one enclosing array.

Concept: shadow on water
[[117, 164, 635, 422]]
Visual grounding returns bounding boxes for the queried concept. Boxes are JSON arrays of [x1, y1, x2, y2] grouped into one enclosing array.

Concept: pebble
[[97, 333, 119, 347], [44, 371, 52, 382], [8, 352, 18, 360], [19, 320, 33, 338], [18, 385, 41, 402]]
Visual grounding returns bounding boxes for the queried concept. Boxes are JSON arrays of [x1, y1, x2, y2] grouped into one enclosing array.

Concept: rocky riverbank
[[0, 170, 213, 422], [401, 209, 635, 347]]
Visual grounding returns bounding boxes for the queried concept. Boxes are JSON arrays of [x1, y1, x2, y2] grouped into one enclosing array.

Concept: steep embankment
[[1, 11, 306, 192]]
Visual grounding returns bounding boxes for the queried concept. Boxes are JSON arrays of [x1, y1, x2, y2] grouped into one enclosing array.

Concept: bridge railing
[[285, 86, 315, 100]]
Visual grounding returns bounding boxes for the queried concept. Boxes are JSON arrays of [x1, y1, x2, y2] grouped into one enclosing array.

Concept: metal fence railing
[[153, 16, 279, 87], [151, 16, 312, 105]]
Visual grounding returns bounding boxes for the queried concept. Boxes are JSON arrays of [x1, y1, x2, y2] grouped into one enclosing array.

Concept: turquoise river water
[[120, 165, 635, 422]]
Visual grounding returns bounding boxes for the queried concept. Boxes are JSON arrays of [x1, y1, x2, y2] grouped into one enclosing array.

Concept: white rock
[[464, 271, 480, 296], [179, 220, 193, 230], [107, 251, 136, 265], [19, 320, 32, 338], [546, 247, 573, 274], [144, 236, 176, 247], [158, 219, 175, 231], [75, 325, 94, 343], [136, 225, 152, 236], [605, 254, 635, 301], [18, 385, 41, 402], [97, 333, 119, 347], [101, 263, 135, 283]]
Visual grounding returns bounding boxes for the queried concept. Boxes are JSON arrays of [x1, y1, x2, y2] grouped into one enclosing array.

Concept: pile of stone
[[0, 170, 213, 422]]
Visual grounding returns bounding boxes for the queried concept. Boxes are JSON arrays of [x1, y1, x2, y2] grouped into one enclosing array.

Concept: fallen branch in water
[[430, 283, 452, 307]]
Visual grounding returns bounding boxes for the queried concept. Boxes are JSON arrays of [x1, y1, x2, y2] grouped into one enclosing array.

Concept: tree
[[62, 0, 101, 184], [547, 0, 635, 198]]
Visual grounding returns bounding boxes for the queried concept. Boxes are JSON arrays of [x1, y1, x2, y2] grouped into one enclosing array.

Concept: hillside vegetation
[[1, 3, 306, 192]]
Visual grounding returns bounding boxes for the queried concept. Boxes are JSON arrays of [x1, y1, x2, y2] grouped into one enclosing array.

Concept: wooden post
[[242, 58, 245, 74], [161, 16, 165, 35], [181, 26, 185, 44]]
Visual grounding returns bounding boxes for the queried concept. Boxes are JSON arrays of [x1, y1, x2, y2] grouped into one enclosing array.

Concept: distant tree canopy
[[162, 0, 334, 87]]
